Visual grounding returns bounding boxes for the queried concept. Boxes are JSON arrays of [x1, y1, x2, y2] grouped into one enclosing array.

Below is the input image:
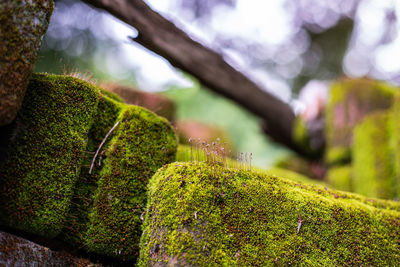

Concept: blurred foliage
[[163, 79, 290, 167], [34, 0, 137, 86], [32, 0, 400, 167]]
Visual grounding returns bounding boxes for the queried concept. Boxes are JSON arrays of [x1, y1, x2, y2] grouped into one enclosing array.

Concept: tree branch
[[81, 0, 321, 157]]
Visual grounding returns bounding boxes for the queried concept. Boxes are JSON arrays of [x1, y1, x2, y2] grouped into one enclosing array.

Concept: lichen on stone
[[139, 162, 400, 266], [0, 0, 54, 125]]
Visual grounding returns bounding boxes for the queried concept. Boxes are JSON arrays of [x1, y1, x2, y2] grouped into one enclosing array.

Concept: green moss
[[325, 147, 351, 165], [99, 88, 124, 103], [325, 78, 397, 165], [61, 93, 123, 246], [178, 144, 325, 186], [0, 73, 178, 262], [326, 165, 352, 192], [0, 73, 99, 237], [265, 167, 326, 186], [139, 162, 400, 266], [274, 155, 322, 180], [83, 106, 177, 261], [352, 111, 395, 199], [292, 116, 312, 153], [0, 0, 54, 125], [389, 94, 400, 200]]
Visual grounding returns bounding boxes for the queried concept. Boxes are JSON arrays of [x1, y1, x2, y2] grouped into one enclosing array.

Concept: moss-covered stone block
[[325, 78, 397, 164], [390, 94, 400, 200], [0, 73, 99, 237], [139, 162, 400, 266], [0, 0, 53, 125], [0, 73, 178, 262], [326, 165, 352, 192], [352, 111, 395, 199], [83, 107, 177, 260]]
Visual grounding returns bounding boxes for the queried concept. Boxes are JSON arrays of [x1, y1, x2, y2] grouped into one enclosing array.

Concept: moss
[[83, 106, 177, 261], [265, 167, 326, 186], [390, 94, 400, 200], [99, 88, 124, 103], [61, 92, 123, 246], [0, 0, 54, 125], [326, 165, 352, 192], [325, 147, 351, 166], [325, 78, 397, 165], [0, 73, 99, 237], [139, 162, 400, 266], [274, 155, 325, 180], [0, 73, 178, 262], [352, 111, 395, 199]]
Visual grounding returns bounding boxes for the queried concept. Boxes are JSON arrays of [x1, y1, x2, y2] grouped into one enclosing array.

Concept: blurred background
[[34, 0, 400, 167]]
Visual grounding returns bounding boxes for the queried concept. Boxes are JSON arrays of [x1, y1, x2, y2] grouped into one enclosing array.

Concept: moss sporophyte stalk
[[182, 137, 253, 171]]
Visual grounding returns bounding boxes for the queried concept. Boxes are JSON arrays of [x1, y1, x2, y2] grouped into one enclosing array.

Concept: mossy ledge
[[139, 162, 400, 266], [352, 111, 395, 199], [0, 73, 99, 237], [0, 73, 177, 262], [325, 77, 397, 165]]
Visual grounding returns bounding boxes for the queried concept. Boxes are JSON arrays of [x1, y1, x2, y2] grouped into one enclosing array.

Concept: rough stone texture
[[0, 0, 53, 125], [325, 78, 397, 164], [352, 111, 395, 199], [140, 162, 400, 266], [0, 231, 98, 266], [0, 73, 177, 262], [104, 84, 176, 122]]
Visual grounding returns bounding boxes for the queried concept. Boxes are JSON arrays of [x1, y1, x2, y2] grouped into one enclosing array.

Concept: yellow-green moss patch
[[83, 106, 177, 261], [139, 162, 400, 266], [325, 78, 397, 165], [326, 165, 352, 192], [0, 73, 99, 237], [0, 73, 178, 263], [390, 94, 400, 200], [353, 111, 395, 199]]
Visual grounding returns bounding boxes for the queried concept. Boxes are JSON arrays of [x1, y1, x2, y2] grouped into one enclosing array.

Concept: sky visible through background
[[36, 0, 400, 166]]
